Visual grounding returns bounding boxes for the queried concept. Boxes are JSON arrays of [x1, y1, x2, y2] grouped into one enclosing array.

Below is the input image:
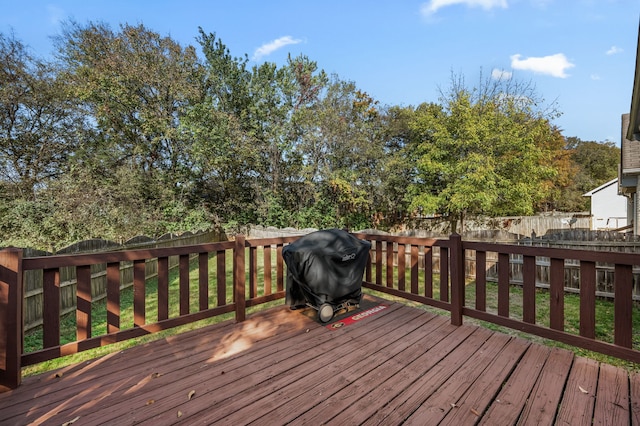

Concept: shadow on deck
[[1, 294, 638, 425]]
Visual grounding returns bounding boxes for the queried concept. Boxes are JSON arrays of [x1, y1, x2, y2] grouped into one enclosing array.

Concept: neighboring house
[[619, 22, 640, 235], [583, 178, 628, 230]]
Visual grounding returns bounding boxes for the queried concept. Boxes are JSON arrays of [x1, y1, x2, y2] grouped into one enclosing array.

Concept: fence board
[[411, 245, 419, 294], [523, 255, 536, 324], [550, 258, 565, 331], [179, 254, 189, 316], [216, 251, 226, 306], [76, 265, 92, 340], [579, 261, 596, 338], [424, 246, 433, 298], [398, 243, 406, 292], [250, 247, 258, 299], [42, 269, 60, 349], [375, 241, 383, 286], [387, 242, 394, 288], [475, 250, 486, 311], [133, 260, 145, 327], [498, 253, 510, 317], [106, 262, 120, 333], [264, 246, 272, 296], [199, 253, 209, 311], [277, 244, 284, 292], [158, 257, 169, 321], [440, 247, 449, 302], [614, 264, 633, 348]]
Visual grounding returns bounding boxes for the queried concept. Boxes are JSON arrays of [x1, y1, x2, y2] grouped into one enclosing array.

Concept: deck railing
[[355, 233, 640, 365], [1, 232, 639, 391]]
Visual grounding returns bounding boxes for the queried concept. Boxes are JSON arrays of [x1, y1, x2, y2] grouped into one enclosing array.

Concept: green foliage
[[408, 73, 562, 231], [0, 24, 620, 249], [0, 33, 82, 200], [542, 137, 620, 212]]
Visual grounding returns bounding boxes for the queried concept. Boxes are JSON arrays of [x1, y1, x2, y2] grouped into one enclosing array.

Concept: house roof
[[628, 20, 640, 141], [582, 178, 618, 197]]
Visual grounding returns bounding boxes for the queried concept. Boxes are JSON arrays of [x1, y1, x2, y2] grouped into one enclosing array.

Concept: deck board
[[556, 356, 599, 426], [631, 372, 640, 425], [1, 295, 639, 425], [519, 347, 574, 425], [437, 337, 531, 425], [479, 341, 550, 425], [594, 363, 630, 425]]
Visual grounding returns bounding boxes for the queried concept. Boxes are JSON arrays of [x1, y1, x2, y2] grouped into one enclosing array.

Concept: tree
[[51, 21, 206, 238], [408, 72, 561, 232], [550, 137, 621, 212], [56, 21, 203, 197], [186, 30, 259, 223], [569, 137, 620, 188], [376, 105, 419, 228], [0, 32, 80, 199], [294, 76, 385, 229]]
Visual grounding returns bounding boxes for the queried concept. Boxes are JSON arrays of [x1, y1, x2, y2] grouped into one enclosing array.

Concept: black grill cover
[[283, 229, 371, 308]]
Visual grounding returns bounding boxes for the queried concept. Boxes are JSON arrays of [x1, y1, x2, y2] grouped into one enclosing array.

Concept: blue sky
[[1, 0, 638, 143]]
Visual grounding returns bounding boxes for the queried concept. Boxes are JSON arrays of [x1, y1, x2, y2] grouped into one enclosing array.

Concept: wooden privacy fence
[[2, 232, 640, 392]]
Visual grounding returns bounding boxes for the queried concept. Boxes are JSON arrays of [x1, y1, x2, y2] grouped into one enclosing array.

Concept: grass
[[21, 255, 640, 377]]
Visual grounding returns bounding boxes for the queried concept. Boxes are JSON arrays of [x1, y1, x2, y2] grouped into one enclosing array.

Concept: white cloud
[[491, 68, 512, 80], [606, 45, 623, 55], [421, 0, 508, 16], [510, 53, 575, 78], [252, 36, 302, 61], [591, 74, 601, 80]]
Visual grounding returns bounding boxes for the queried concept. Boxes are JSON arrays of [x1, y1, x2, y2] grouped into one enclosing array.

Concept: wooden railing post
[[0, 248, 23, 392], [449, 234, 464, 326], [234, 235, 246, 322]]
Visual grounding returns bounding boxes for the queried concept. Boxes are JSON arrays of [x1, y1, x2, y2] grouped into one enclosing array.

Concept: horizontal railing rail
[[2, 231, 639, 392]]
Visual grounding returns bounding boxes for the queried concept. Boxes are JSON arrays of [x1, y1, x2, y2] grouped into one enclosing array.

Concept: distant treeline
[[0, 22, 619, 250]]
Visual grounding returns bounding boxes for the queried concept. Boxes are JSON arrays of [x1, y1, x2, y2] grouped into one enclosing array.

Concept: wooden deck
[[1, 295, 639, 426]]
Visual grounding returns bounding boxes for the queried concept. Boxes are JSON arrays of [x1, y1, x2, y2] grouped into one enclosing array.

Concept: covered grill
[[282, 229, 372, 322]]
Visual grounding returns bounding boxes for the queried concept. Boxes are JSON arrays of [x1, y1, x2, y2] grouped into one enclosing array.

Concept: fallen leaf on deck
[[188, 390, 196, 400], [450, 403, 458, 408], [62, 416, 80, 426], [471, 408, 480, 416], [146, 399, 155, 406], [177, 411, 183, 418], [151, 372, 163, 378], [579, 386, 589, 394], [54, 372, 63, 378]]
